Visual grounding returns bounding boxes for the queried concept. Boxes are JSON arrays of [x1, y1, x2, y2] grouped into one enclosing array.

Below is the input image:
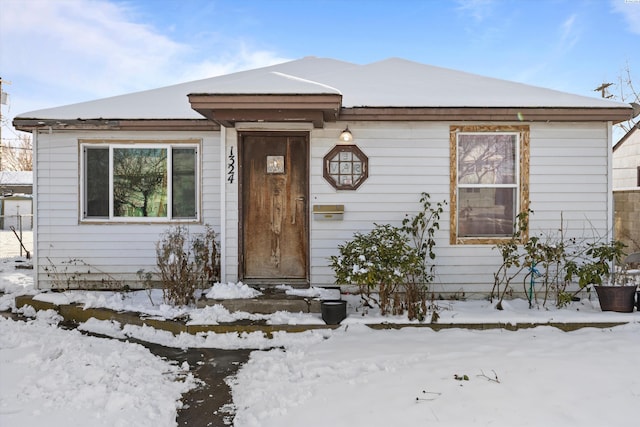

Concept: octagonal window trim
[[323, 144, 369, 190]]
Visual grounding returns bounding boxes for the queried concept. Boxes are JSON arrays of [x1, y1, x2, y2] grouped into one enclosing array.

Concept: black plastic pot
[[321, 300, 347, 325], [595, 285, 638, 313]]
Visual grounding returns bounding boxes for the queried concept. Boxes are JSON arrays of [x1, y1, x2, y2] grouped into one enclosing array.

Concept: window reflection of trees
[[113, 148, 167, 217], [458, 135, 516, 185], [457, 134, 517, 237]]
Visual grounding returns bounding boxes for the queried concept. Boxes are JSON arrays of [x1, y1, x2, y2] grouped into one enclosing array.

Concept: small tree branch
[[477, 369, 501, 383]]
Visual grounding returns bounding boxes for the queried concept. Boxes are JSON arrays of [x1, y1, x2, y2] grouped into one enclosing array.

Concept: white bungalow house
[[13, 57, 637, 296]]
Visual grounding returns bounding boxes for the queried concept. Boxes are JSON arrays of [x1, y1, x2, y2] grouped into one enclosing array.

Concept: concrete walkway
[[13, 294, 629, 333], [2, 308, 251, 427]]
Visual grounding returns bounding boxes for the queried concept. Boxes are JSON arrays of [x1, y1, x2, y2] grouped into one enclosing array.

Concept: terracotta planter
[[595, 285, 638, 313], [321, 300, 347, 325]]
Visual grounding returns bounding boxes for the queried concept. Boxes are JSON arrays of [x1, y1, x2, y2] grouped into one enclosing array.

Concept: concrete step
[[197, 288, 323, 314]]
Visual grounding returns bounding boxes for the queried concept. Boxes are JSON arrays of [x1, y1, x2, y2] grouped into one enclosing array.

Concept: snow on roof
[[16, 57, 629, 121], [325, 58, 629, 108], [0, 171, 33, 185]]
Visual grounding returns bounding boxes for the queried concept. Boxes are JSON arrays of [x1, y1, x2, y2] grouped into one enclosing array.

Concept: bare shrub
[[156, 225, 220, 306]]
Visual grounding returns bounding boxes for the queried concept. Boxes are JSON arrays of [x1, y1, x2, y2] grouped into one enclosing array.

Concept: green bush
[[329, 193, 445, 320], [492, 210, 628, 309], [330, 223, 424, 315]]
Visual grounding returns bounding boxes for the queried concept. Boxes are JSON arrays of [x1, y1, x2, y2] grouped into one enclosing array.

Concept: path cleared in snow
[[0, 312, 197, 427], [2, 232, 639, 426]]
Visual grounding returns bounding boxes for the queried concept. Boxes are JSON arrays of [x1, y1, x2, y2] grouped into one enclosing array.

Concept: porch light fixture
[[338, 126, 353, 143]]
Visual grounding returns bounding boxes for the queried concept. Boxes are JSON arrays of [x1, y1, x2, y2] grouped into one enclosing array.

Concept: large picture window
[[82, 142, 199, 221], [450, 125, 529, 244]]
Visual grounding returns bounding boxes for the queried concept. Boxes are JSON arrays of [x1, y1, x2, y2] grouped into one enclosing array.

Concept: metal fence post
[[18, 214, 23, 257]]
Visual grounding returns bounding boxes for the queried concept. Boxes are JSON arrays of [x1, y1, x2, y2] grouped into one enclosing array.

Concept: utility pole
[[594, 82, 614, 99], [0, 76, 8, 169]]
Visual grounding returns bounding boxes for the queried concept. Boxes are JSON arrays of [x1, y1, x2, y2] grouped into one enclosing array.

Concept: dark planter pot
[[321, 300, 347, 325], [595, 285, 638, 313]]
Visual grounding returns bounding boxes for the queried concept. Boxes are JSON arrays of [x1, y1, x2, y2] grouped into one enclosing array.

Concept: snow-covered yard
[[0, 312, 196, 427], [1, 230, 639, 426]]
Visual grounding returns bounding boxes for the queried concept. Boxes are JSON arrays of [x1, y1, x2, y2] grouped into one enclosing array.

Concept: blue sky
[[1, 0, 639, 142]]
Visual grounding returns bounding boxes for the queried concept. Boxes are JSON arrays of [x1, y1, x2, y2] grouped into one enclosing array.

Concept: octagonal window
[[323, 145, 368, 190]]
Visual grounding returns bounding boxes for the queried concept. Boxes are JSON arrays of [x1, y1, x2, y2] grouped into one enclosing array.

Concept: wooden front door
[[240, 132, 309, 285]]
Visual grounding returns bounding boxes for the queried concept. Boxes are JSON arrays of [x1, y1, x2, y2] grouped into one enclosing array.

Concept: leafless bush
[[155, 225, 219, 306]]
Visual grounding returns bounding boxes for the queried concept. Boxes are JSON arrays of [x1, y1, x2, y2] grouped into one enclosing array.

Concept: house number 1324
[[227, 146, 235, 183]]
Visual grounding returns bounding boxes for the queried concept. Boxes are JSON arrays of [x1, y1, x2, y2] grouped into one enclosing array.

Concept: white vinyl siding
[[34, 121, 611, 296], [306, 121, 610, 296], [612, 129, 640, 189], [34, 131, 220, 289], [308, 122, 452, 288]]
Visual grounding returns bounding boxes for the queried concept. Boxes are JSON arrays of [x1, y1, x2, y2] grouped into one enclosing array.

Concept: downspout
[[219, 125, 226, 282], [32, 130, 39, 290]]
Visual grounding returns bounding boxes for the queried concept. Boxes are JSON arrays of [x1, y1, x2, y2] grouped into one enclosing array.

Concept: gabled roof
[[613, 122, 639, 152], [14, 57, 635, 130], [16, 57, 351, 121]]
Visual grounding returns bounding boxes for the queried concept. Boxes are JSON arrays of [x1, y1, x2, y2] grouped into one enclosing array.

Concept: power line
[[0, 144, 32, 151]]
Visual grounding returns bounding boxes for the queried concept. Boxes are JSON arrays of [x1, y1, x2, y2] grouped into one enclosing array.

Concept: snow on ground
[[25, 284, 640, 326], [0, 313, 197, 427], [2, 230, 640, 426], [206, 281, 263, 299], [0, 229, 32, 259], [231, 322, 640, 427]]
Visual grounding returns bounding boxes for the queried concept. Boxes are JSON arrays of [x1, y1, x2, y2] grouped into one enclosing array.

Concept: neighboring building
[[0, 193, 33, 230], [0, 170, 33, 195], [13, 57, 636, 294], [0, 171, 33, 230], [613, 123, 640, 252]]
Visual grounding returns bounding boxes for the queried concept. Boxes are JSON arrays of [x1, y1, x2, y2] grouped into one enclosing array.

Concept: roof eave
[[338, 106, 635, 123], [613, 121, 639, 152], [13, 118, 219, 132], [188, 93, 343, 128], [14, 105, 635, 132]]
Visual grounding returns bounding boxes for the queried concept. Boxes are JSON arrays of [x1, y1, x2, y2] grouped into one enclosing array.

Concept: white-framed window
[[81, 141, 199, 221], [450, 125, 530, 244]]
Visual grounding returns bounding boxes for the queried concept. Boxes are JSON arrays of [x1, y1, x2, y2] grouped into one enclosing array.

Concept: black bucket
[[595, 285, 637, 313], [321, 300, 347, 325]]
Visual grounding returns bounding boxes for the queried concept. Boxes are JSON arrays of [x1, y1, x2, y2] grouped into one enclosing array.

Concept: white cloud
[[510, 13, 581, 89], [0, 0, 290, 134], [1, 0, 187, 97], [611, 0, 640, 34], [176, 44, 291, 83], [560, 13, 580, 50], [455, 0, 495, 22]]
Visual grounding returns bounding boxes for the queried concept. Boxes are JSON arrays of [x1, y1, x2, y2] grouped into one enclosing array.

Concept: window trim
[[449, 125, 530, 245], [79, 140, 201, 223]]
